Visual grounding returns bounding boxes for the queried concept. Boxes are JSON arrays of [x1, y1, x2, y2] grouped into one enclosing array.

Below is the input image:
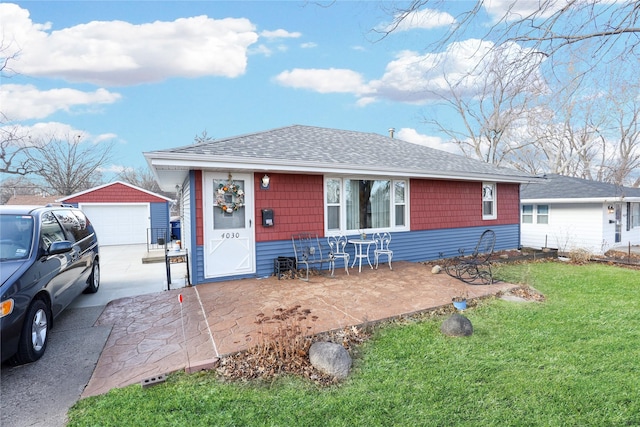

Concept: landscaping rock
[[431, 265, 442, 274], [309, 341, 352, 379], [441, 313, 473, 337]]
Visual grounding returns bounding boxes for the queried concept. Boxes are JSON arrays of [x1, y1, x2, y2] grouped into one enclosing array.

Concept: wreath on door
[[216, 176, 244, 213]]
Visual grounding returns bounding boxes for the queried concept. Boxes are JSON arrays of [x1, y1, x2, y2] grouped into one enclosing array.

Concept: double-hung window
[[521, 205, 533, 223], [325, 177, 408, 233], [482, 182, 497, 220], [632, 203, 640, 228], [536, 205, 549, 224]]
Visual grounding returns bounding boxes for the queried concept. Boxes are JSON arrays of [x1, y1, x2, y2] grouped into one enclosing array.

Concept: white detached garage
[[58, 181, 172, 246]]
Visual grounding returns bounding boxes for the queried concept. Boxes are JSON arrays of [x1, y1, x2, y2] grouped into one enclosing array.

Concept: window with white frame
[[536, 205, 549, 224], [521, 204, 549, 224], [325, 177, 408, 232], [522, 205, 533, 223], [394, 181, 406, 227], [482, 182, 497, 220], [326, 178, 341, 231], [632, 203, 640, 228]]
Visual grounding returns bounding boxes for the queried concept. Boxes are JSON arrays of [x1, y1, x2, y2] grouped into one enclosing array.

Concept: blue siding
[[150, 202, 169, 231], [192, 224, 520, 285], [194, 245, 206, 284], [390, 225, 519, 262]]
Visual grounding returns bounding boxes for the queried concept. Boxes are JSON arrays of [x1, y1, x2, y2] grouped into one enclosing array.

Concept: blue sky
[[1, 1, 557, 178]]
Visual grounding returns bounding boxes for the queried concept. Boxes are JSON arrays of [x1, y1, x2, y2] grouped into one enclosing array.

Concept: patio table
[[348, 239, 375, 272]]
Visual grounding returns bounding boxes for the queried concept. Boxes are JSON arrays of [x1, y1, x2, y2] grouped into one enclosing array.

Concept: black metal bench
[[291, 233, 335, 281]]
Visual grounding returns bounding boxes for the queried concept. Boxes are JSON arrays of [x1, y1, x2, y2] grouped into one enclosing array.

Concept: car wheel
[[84, 260, 100, 294], [13, 299, 50, 364]]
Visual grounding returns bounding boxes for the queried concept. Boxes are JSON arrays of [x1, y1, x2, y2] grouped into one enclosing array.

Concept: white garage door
[[80, 204, 150, 246]]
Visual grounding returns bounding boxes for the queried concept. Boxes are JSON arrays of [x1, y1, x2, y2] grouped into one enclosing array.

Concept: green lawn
[[68, 262, 640, 426]]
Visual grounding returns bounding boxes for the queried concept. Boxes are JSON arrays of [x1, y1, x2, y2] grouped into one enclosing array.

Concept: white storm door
[[203, 172, 255, 278]]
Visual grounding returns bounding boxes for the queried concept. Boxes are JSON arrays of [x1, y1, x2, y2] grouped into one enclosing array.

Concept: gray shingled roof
[[147, 125, 534, 182], [521, 174, 640, 200]]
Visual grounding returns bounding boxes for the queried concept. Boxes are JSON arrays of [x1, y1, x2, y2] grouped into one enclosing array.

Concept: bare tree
[[385, 1, 639, 183], [0, 39, 40, 176], [27, 134, 113, 195], [596, 90, 640, 186], [424, 44, 543, 166], [386, 1, 640, 69], [0, 175, 48, 204], [523, 74, 640, 185], [0, 115, 42, 175], [117, 167, 162, 193]]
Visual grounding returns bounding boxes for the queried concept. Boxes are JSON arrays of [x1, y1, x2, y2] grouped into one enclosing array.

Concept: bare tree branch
[[27, 134, 114, 195], [117, 167, 162, 193]]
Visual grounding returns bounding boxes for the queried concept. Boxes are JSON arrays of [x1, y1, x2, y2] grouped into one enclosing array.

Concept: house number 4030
[[222, 232, 240, 239]]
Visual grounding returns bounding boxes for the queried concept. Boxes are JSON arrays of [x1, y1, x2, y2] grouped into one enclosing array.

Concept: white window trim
[[482, 182, 497, 220], [536, 204, 549, 224], [521, 204, 533, 224], [324, 176, 410, 235], [631, 203, 640, 228], [521, 203, 550, 224]]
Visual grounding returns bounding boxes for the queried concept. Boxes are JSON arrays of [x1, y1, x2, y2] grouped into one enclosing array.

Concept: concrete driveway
[[0, 244, 187, 427]]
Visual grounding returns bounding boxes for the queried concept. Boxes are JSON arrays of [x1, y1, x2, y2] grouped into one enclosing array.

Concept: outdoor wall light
[[607, 205, 615, 214], [261, 174, 270, 190]]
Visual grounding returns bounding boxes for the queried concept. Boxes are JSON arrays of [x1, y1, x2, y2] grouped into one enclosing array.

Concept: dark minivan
[[1, 205, 100, 364]]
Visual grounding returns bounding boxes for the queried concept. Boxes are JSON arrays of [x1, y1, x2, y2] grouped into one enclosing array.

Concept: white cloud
[[3, 122, 119, 145], [274, 68, 370, 94], [396, 128, 461, 154], [483, 0, 564, 22], [366, 40, 496, 104], [300, 42, 317, 49], [277, 38, 539, 106], [260, 29, 301, 39], [379, 8, 456, 32], [249, 44, 274, 56], [0, 4, 258, 86], [0, 84, 122, 121]]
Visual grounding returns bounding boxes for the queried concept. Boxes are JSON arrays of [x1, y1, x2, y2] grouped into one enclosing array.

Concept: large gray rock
[[441, 313, 474, 337], [309, 341, 352, 379]]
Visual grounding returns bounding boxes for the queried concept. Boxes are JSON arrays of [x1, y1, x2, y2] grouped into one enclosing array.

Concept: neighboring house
[[144, 125, 536, 284], [520, 174, 640, 254], [57, 181, 172, 246], [4, 194, 61, 206]]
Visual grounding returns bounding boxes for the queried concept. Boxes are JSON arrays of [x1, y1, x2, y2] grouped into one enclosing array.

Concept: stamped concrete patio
[[82, 261, 519, 397]]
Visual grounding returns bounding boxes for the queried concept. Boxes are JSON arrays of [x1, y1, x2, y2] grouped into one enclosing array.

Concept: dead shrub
[[568, 248, 592, 264]]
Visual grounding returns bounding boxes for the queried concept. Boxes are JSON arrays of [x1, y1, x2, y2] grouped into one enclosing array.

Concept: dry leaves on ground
[[215, 307, 370, 386]]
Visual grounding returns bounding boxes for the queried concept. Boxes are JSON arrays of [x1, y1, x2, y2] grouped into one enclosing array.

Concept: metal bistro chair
[[373, 232, 393, 270], [327, 235, 350, 276], [445, 229, 496, 285]]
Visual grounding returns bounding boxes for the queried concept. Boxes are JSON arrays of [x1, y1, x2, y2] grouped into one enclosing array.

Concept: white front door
[[203, 172, 255, 278]]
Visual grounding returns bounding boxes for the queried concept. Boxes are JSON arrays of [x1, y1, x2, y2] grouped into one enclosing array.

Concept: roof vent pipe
[[388, 128, 395, 138]]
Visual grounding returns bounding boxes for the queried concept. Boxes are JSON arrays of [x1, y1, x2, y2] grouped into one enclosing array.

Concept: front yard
[[68, 261, 639, 426]]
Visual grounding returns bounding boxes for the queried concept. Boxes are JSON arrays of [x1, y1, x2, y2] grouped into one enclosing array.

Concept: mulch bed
[[592, 248, 640, 270]]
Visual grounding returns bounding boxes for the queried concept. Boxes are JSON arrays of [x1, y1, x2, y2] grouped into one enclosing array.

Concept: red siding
[[255, 173, 325, 242], [410, 180, 520, 230], [64, 182, 167, 203], [192, 172, 520, 243], [195, 170, 204, 246]]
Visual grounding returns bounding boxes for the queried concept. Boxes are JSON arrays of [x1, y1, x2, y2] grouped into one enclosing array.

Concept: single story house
[[520, 174, 640, 254], [4, 194, 61, 206], [58, 181, 172, 246], [144, 125, 536, 284]]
